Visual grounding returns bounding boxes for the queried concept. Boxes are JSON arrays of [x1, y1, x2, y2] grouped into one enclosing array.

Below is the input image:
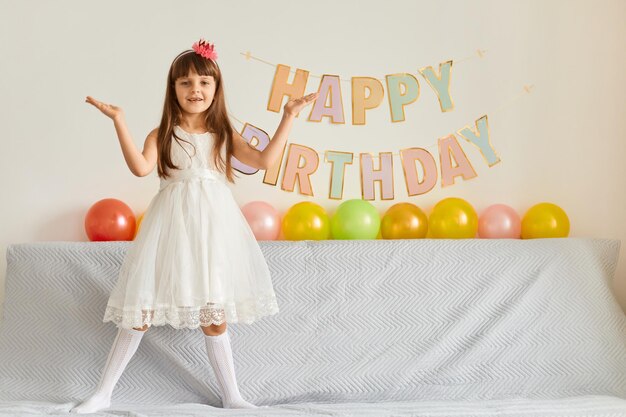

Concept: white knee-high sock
[[204, 329, 259, 409], [70, 327, 145, 414]]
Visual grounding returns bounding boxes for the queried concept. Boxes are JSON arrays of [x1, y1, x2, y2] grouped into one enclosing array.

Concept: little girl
[[70, 39, 318, 414]]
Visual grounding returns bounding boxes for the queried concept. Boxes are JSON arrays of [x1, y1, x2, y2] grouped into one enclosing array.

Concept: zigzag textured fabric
[[0, 238, 625, 410]]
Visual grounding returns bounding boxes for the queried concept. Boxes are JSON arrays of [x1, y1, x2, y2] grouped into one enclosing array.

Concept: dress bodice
[[158, 126, 227, 190], [169, 125, 224, 171]]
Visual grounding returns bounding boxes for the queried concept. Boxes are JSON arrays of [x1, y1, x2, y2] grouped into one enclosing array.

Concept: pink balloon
[[478, 204, 521, 239], [240, 201, 281, 241]]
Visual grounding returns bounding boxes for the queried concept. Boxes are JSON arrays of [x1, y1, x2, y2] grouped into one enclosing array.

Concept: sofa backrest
[[1, 238, 624, 406]]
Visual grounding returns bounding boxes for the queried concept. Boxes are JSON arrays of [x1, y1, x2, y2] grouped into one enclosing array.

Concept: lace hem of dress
[[103, 294, 279, 329]]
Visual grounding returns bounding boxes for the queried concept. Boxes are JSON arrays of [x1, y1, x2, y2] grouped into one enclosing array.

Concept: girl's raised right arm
[[85, 96, 158, 177]]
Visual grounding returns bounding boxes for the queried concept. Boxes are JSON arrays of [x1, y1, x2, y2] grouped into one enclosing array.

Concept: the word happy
[[267, 62, 455, 123]]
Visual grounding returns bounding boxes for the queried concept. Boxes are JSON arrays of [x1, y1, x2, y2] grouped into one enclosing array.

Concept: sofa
[[0, 238, 625, 417]]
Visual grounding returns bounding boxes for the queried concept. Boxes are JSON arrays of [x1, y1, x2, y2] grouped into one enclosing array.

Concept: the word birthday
[[232, 115, 501, 200]]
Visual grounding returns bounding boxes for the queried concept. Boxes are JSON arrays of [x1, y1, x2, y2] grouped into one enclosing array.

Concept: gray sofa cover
[[1, 238, 625, 416]]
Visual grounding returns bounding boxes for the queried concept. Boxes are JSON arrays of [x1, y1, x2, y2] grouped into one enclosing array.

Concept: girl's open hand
[[284, 92, 320, 118], [85, 96, 124, 121]]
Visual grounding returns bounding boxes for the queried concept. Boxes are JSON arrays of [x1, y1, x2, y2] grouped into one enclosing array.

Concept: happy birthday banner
[[229, 50, 531, 200]]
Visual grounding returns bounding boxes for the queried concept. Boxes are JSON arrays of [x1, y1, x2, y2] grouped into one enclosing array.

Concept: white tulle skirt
[[103, 168, 279, 329]]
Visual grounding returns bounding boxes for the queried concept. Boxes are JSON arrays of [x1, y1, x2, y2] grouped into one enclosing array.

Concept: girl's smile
[[175, 70, 216, 115]]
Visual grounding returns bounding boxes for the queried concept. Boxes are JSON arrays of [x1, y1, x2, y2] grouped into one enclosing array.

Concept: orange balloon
[[381, 203, 428, 239], [85, 198, 136, 241]]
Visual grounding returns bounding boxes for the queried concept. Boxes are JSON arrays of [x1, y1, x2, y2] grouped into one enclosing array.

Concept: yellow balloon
[[282, 202, 330, 241], [425, 207, 435, 238], [521, 202, 570, 239], [429, 197, 478, 239], [134, 212, 145, 240], [381, 203, 428, 239]]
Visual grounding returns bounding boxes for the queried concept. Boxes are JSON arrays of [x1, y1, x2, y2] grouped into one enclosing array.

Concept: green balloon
[[330, 199, 380, 239]]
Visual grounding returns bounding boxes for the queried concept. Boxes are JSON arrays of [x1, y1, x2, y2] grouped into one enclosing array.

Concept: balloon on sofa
[[282, 201, 330, 241], [381, 202, 428, 239], [85, 198, 136, 242], [330, 199, 380, 240], [521, 202, 570, 239], [478, 204, 521, 239], [429, 197, 478, 239], [241, 201, 281, 240], [134, 212, 145, 240]]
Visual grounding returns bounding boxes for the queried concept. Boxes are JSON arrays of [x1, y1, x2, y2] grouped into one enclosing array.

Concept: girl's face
[[174, 69, 216, 116]]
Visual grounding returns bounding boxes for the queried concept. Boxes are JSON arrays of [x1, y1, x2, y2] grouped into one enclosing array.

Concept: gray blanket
[[1, 238, 625, 416]]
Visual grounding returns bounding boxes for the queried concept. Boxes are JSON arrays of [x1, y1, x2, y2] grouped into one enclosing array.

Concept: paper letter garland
[[231, 50, 528, 200]]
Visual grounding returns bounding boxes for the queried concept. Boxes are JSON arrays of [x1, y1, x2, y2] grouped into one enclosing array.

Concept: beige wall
[[1, 0, 625, 316]]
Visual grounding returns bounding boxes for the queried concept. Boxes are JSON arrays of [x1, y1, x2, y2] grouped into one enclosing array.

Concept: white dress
[[103, 125, 280, 329]]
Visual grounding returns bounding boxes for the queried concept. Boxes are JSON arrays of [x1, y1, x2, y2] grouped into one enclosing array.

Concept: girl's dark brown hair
[[156, 50, 238, 183]]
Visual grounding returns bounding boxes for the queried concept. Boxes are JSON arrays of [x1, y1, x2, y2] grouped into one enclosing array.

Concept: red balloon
[[85, 198, 136, 241]]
